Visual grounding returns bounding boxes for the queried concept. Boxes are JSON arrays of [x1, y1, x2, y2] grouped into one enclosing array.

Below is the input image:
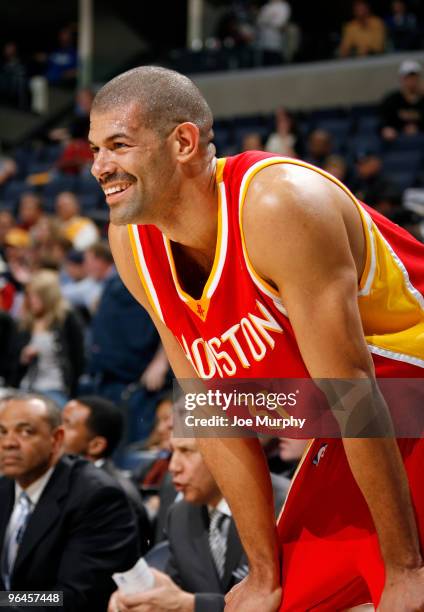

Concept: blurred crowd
[[2, 0, 424, 111], [1, 57, 423, 423], [172, 0, 424, 73]]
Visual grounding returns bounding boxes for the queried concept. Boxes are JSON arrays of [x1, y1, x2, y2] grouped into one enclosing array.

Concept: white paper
[[112, 557, 155, 595]]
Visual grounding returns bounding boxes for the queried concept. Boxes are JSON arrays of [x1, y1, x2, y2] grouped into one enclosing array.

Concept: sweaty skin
[[90, 104, 424, 612]]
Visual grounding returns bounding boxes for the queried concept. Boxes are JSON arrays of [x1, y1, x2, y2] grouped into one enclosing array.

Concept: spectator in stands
[[87, 243, 168, 440], [31, 217, 71, 271], [46, 26, 77, 86], [385, 0, 420, 51], [305, 129, 333, 168], [56, 119, 93, 176], [339, 0, 386, 57], [0, 42, 27, 108], [265, 107, 300, 157], [256, 0, 292, 65], [49, 88, 94, 144], [134, 394, 174, 517], [323, 154, 349, 183], [0, 210, 14, 260], [278, 438, 309, 479], [84, 240, 116, 288], [0, 310, 17, 387], [143, 393, 173, 453], [2, 228, 32, 307], [0, 152, 17, 190], [61, 248, 101, 315], [13, 270, 85, 406], [0, 393, 139, 610], [349, 149, 399, 209], [109, 437, 249, 612], [55, 191, 99, 250], [17, 193, 44, 231], [240, 132, 264, 152], [215, 6, 255, 49], [379, 59, 424, 141], [62, 395, 151, 554]]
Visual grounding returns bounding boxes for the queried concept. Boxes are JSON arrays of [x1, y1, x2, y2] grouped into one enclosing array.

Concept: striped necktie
[[1, 491, 33, 590], [208, 508, 229, 580]]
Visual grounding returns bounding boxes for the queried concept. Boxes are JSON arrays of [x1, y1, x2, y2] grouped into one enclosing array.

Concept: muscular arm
[[244, 164, 423, 575], [109, 225, 280, 594]]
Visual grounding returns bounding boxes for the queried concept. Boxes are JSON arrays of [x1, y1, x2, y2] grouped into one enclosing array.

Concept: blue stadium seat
[[76, 175, 104, 208], [383, 150, 422, 174], [385, 170, 417, 192], [348, 133, 382, 158], [387, 133, 424, 153], [26, 162, 52, 175], [43, 176, 77, 200], [356, 115, 380, 134], [314, 118, 351, 153], [2, 181, 32, 207]]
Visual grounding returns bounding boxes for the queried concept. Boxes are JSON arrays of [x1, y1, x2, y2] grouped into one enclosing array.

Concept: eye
[[19, 427, 34, 437], [90, 146, 99, 155], [113, 142, 129, 150]]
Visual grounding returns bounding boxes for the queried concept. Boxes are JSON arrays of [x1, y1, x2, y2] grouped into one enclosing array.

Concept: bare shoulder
[[243, 162, 365, 287], [244, 162, 349, 227]]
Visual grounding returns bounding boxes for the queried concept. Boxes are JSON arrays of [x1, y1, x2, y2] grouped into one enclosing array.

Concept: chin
[[109, 202, 144, 226]]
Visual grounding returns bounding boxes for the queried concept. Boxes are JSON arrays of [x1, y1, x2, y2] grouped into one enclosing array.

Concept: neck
[[155, 156, 219, 254], [17, 458, 56, 490], [207, 491, 223, 509]]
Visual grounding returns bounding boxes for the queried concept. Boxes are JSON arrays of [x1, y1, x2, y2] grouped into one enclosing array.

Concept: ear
[[172, 122, 200, 163], [87, 436, 108, 458], [52, 426, 65, 452]]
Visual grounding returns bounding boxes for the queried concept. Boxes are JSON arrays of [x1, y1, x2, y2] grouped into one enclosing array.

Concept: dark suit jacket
[[0, 455, 139, 612], [165, 501, 248, 612], [101, 458, 152, 554]]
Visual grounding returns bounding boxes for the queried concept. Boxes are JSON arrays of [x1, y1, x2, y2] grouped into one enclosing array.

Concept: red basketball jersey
[[128, 151, 424, 380]]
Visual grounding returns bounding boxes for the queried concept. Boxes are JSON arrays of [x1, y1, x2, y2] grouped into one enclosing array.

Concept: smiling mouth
[[103, 183, 133, 201]]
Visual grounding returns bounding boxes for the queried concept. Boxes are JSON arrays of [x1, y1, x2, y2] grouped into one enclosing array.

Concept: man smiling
[[89, 66, 424, 612]]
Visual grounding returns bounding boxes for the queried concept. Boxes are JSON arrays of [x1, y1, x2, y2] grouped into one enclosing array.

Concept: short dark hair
[[92, 65, 213, 147], [76, 396, 123, 457], [86, 241, 114, 264], [0, 392, 62, 429]]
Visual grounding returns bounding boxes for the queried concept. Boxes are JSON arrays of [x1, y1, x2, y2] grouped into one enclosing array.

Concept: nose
[[90, 148, 117, 181], [169, 451, 180, 475], [0, 432, 19, 449]]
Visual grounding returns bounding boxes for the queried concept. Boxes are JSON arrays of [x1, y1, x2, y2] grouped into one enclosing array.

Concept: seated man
[[62, 395, 151, 553], [109, 437, 250, 612], [0, 392, 139, 611]]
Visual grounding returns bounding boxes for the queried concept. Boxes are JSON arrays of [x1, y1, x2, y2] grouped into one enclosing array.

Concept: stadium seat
[[387, 133, 424, 153], [383, 150, 422, 175], [386, 170, 418, 192]]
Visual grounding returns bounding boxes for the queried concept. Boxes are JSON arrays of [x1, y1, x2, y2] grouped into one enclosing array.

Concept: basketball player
[[88, 67, 424, 612]]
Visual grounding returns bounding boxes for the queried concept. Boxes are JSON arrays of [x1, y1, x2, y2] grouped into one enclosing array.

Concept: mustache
[[99, 172, 136, 186]]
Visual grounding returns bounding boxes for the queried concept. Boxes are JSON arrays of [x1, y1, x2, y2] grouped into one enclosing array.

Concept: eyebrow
[[89, 132, 132, 146], [0, 421, 35, 429]]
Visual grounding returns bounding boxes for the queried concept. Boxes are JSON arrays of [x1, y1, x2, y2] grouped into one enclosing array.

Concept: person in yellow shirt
[[340, 0, 386, 57], [55, 191, 99, 250]]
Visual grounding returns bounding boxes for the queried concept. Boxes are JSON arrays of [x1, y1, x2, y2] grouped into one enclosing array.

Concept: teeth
[[104, 184, 130, 196]]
